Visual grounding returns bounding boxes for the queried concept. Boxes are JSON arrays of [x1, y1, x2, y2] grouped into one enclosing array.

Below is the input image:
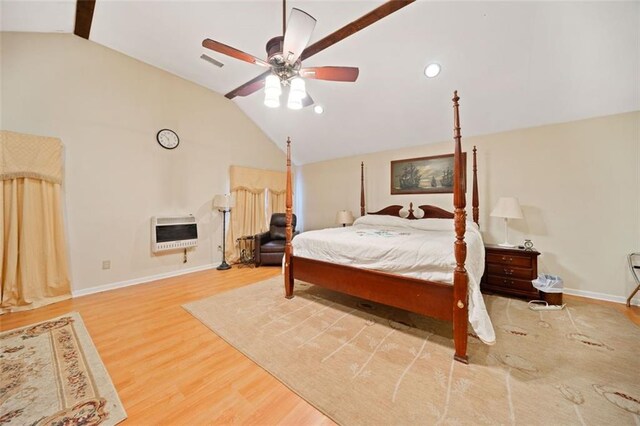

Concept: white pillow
[[409, 218, 479, 232], [353, 214, 412, 229]]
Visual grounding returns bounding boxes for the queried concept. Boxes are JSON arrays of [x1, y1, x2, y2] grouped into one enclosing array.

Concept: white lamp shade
[[289, 77, 306, 100], [264, 75, 281, 108], [264, 92, 280, 108], [264, 74, 281, 96], [490, 197, 523, 219], [213, 194, 235, 210], [287, 96, 303, 110], [336, 210, 355, 225]]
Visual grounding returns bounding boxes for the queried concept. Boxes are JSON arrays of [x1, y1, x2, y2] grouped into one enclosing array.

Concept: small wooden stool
[[627, 252, 640, 307]]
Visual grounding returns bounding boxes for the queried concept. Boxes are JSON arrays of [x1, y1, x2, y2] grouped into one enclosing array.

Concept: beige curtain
[[267, 189, 286, 219], [227, 189, 265, 261], [226, 166, 287, 261], [1, 131, 71, 313]]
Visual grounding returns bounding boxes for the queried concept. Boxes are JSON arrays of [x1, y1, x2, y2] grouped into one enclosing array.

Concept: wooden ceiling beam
[[300, 0, 415, 61], [74, 0, 96, 39]]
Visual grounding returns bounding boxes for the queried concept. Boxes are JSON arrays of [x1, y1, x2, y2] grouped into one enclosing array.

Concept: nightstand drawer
[[486, 252, 532, 268], [486, 264, 534, 279], [485, 276, 536, 293]]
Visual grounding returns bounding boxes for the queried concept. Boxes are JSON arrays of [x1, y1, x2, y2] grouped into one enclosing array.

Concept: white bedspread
[[292, 215, 496, 344]]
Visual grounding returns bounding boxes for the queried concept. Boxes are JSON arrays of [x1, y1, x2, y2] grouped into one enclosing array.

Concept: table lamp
[[336, 210, 354, 227], [490, 197, 523, 247]]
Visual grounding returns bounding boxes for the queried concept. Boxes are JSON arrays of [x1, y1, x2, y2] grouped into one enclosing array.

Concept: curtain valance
[[230, 166, 286, 193], [0, 130, 63, 184]]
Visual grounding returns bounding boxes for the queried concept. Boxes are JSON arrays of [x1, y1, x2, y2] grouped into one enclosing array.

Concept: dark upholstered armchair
[[254, 213, 298, 267]]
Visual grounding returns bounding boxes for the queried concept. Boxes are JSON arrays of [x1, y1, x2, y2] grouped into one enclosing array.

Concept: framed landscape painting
[[390, 153, 466, 194]]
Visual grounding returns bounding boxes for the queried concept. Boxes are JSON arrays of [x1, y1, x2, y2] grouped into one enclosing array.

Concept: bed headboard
[[368, 203, 454, 220]]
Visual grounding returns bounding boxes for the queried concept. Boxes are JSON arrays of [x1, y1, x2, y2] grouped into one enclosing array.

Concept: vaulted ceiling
[[2, 1, 639, 164]]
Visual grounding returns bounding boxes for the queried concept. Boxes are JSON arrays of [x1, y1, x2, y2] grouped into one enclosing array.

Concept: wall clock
[[156, 129, 179, 150]]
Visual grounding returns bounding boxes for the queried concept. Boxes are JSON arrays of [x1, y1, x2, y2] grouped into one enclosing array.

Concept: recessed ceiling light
[[424, 63, 441, 78], [314, 105, 324, 114]]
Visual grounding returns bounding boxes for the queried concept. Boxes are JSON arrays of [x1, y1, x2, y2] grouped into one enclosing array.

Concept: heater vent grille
[[151, 215, 198, 253]]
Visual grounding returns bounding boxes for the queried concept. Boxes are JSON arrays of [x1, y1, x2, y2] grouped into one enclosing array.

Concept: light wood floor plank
[[0, 266, 332, 425]]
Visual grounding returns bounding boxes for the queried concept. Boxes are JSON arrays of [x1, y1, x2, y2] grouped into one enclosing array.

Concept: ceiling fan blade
[[282, 8, 317, 65], [225, 70, 271, 99], [202, 39, 270, 67], [300, 0, 415, 61], [300, 67, 359, 82]]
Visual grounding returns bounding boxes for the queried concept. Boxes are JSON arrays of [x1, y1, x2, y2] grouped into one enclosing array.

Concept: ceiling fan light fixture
[[424, 63, 441, 78], [264, 74, 282, 108], [287, 97, 303, 110], [290, 77, 307, 100], [264, 94, 280, 108], [265, 74, 282, 96]]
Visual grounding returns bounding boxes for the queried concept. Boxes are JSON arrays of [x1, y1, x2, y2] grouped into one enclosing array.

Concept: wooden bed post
[[472, 146, 479, 227], [284, 137, 294, 298], [452, 91, 469, 364], [360, 161, 365, 216]]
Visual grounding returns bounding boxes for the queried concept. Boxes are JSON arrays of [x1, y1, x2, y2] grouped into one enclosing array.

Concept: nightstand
[[481, 244, 540, 299]]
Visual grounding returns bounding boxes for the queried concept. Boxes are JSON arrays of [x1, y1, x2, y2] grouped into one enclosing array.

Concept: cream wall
[[300, 112, 640, 303], [1, 32, 285, 293]]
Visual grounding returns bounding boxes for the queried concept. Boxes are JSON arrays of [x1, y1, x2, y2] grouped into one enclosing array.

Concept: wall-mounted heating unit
[[151, 215, 198, 253]]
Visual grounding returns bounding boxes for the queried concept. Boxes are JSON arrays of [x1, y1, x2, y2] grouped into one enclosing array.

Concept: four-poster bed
[[283, 91, 482, 363]]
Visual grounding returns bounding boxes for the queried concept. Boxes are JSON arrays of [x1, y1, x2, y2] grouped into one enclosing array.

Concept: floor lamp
[[213, 194, 234, 270], [490, 197, 523, 247]]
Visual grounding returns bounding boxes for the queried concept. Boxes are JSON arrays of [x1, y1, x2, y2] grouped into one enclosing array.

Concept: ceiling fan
[[202, 0, 415, 109]]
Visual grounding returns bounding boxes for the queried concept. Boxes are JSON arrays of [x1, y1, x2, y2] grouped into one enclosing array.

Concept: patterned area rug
[[0, 312, 126, 425], [185, 277, 640, 425]]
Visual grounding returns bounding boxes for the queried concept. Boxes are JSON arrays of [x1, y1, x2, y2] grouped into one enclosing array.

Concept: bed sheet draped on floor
[[0, 130, 71, 313]]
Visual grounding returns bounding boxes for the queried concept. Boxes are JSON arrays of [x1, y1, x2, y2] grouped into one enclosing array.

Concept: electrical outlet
[[217, 245, 222, 252], [102, 260, 111, 270]]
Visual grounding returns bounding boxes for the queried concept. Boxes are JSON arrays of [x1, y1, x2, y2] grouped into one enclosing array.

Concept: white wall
[[1, 32, 285, 293], [300, 112, 640, 303]]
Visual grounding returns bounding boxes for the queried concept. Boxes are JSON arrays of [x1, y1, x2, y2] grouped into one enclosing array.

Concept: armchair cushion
[[269, 213, 297, 240], [260, 240, 286, 253]]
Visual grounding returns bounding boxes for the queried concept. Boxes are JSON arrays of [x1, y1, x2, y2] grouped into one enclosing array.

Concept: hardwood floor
[[565, 293, 640, 325], [0, 266, 334, 425], [1, 267, 638, 425]]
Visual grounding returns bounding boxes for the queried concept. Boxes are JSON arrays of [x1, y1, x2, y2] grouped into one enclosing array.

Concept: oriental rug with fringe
[[0, 312, 126, 425]]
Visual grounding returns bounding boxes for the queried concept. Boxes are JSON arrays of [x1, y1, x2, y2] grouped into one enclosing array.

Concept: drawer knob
[[503, 279, 512, 284], [501, 256, 513, 262], [504, 268, 513, 275]]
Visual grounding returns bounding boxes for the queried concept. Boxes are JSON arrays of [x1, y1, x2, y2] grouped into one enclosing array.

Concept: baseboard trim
[[72, 263, 216, 298], [563, 287, 640, 307]]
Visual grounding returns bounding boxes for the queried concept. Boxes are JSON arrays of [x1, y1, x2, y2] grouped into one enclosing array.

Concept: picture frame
[[390, 153, 466, 195]]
